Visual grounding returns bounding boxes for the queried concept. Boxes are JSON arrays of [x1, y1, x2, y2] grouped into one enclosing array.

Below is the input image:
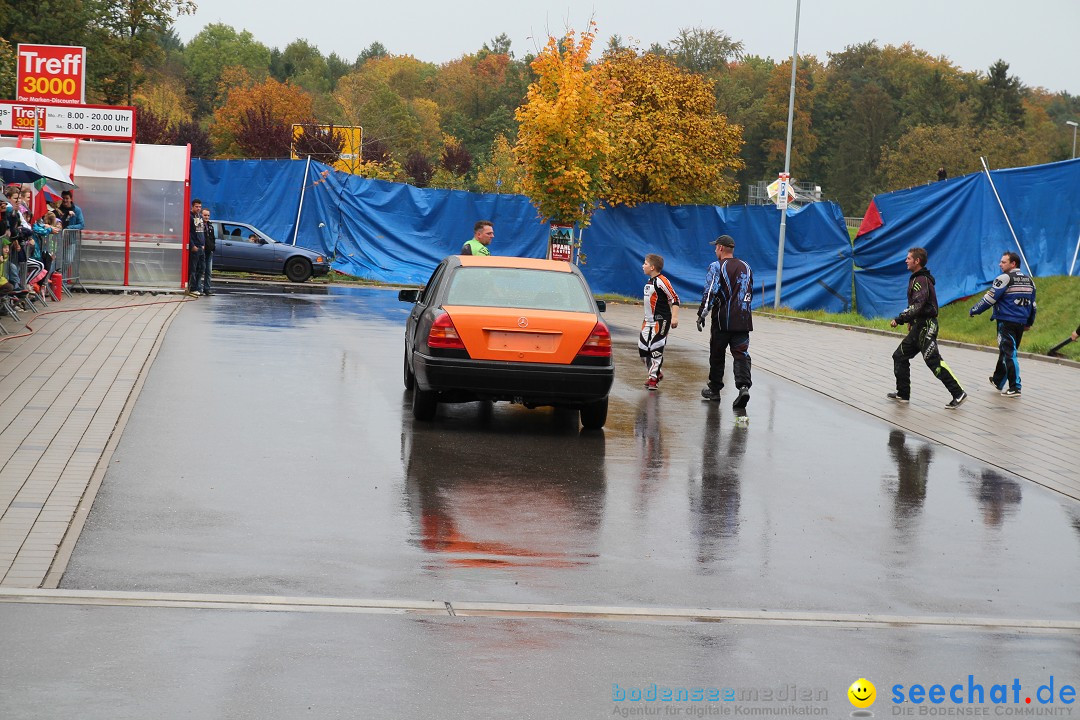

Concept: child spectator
[[639, 253, 680, 390]]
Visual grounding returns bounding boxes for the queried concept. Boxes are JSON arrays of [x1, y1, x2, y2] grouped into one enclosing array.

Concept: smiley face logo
[[848, 678, 876, 708]]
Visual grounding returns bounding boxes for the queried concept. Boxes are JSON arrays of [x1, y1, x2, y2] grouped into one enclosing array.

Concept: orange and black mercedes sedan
[[399, 256, 614, 429]]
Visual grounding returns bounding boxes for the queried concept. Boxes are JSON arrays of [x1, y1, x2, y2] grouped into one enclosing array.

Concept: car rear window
[[445, 267, 595, 312]]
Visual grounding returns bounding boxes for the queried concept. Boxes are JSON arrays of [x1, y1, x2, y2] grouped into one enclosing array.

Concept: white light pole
[[1067, 120, 1078, 159], [774, 0, 801, 309]]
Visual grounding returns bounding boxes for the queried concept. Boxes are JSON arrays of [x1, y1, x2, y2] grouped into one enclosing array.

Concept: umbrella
[[0, 147, 77, 189]]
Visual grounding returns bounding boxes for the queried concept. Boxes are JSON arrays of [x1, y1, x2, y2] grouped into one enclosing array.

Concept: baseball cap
[[710, 235, 735, 247]]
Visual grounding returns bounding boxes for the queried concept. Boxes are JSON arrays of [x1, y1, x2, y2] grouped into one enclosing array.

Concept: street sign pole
[[774, 0, 801, 309]]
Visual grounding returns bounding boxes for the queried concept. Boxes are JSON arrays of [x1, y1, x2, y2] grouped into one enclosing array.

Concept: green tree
[[0, 38, 15, 99], [184, 23, 271, 113], [433, 49, 528, 161], [714, 55, 774, 199], [278, 39, 331, 94], [878, 123, 1031, 190], [482, 33, 512, 57], [357, 41, 388, 64], [334, 58, 441, 160], [667, 26, 743, 76], [977, 60, 1026, 128], [824, 82, 896, 210], [0, 0, 90, 46], [86, 0, 196, 105], [326, 52, 351, 89]]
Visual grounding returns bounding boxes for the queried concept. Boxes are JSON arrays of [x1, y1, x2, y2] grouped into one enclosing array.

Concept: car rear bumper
[[413, 352, 613, 405]]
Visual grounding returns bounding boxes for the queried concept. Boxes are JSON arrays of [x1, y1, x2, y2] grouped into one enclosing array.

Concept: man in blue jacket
[[969, 251, 1036, 397]]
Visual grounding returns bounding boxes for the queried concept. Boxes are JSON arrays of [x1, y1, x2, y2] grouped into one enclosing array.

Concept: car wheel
[[285, 257, 312, 283], [412, 387, 437, 421], [579, 397, 608, 430], [403, 348, 415, 390]]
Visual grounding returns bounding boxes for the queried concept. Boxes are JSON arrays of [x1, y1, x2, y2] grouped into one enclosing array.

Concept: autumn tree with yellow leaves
[[596, 49, 745, 206], [475, 135, 525, 194], [514, 24, 620, 228]]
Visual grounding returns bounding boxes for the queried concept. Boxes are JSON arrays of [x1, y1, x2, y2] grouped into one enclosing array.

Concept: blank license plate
[[488, 331, 560, 352]]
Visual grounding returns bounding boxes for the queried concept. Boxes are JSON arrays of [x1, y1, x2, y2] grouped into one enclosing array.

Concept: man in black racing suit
[[888, 246, 967, 409]]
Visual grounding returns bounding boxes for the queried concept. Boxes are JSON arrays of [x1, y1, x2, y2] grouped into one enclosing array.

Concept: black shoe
[[701, 387, 722, 401], [886, 392, 909, 403], [945, 391, 968, 409], [203, 290, 213, 296], [733, 386, 750, 409], [1001, 388, 1021, 398]]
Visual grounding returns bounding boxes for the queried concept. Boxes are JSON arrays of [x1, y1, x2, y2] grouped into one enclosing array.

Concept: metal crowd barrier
[[50, 229, 84, 294]]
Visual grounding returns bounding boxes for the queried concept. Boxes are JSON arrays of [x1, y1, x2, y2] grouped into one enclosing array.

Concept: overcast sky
[[173, 0, 1080, 97]]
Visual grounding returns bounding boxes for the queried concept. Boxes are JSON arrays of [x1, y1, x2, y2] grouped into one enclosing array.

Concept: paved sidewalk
[[604, 302, 1080, 500], [0, 293, 184, 588]]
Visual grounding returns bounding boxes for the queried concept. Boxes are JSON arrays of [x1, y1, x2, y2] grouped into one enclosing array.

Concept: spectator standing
[[5, 188, 21, 241], [461, 220, 493, 256], [58, 191, 85, 230], [937, 166, 948, 182], [888, 247, 967, 409], [200, 208, 215, 295], [31, 211, 61, 272], [696, 235, 754, 409], [2, 241, 18, 288], [639, 253, 679, 390], [969, 251, 1037, 397], [187, 199, 205, 297]]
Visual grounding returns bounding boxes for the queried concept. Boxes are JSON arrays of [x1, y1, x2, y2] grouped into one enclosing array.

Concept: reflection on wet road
[[61, 287, 1080, 623]]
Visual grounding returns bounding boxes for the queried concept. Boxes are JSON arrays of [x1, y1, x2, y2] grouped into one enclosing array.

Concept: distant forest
[[4, 2, 1078, 215]]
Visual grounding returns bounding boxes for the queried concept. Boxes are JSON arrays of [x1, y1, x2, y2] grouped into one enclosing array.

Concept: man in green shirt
[[462, 220, 494, 256]]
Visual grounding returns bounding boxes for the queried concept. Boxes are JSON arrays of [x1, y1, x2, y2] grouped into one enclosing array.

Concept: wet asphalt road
[[4, 603, 1078, 719], [59, 286, 1080, 619], [5, 286, 1080, 718]]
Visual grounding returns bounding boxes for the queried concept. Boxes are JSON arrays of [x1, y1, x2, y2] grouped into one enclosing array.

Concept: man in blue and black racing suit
[[696, 234, 754, 410], [969, 251, 1036, 397]]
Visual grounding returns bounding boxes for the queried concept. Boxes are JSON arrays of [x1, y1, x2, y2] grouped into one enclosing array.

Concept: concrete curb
[[3, 588, 1078, 633]]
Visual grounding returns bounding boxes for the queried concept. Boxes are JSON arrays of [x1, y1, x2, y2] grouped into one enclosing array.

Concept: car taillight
[[577, 321, 612, 357], [427, 312, 465, 349]]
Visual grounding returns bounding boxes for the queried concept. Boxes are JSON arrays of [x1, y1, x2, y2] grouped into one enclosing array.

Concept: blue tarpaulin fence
[[852, 158, 1080, 318], [192, 158, 854, 312]]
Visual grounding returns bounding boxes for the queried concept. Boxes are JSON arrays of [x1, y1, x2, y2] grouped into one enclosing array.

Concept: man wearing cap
[[696, 234, 754, 408]]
